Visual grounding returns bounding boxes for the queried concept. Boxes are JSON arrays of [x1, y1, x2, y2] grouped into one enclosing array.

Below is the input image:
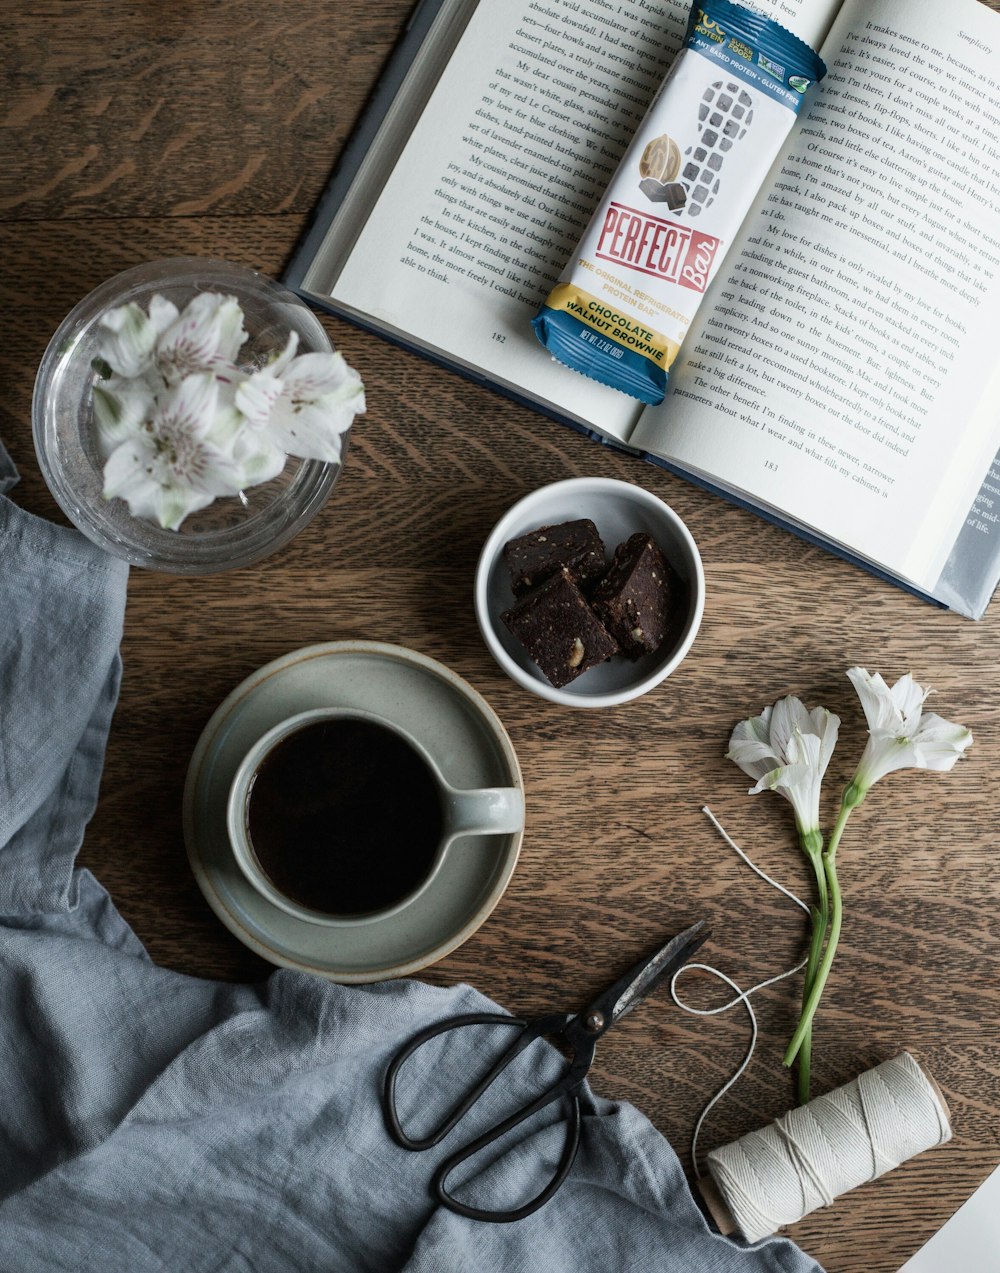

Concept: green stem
[[794, 835, 830, 1105], [784, 786, 863, 1069], [797, 1028, 813, 1106]]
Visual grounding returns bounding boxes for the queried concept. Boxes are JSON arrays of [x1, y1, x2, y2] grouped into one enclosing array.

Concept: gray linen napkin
[[0, 488, 823, 1272]]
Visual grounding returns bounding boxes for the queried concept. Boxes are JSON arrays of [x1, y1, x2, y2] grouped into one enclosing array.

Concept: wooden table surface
[[2, 4, 998, 1270]]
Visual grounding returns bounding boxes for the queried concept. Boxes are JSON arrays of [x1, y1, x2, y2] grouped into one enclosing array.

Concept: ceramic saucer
[[183, 641, 523, 982]]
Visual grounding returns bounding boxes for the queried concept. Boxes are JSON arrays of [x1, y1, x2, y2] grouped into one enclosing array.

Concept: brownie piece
[[503, 519, 606, 597], [502, 568, 618, 688], [591, 533, 677, 660]]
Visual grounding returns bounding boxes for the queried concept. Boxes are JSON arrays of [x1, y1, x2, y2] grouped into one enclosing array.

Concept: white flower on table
[[846, 667, 973, 794], [727, 696, 840, 842], [728, 694, 841, 1103], [725, 669, 972, 1102]]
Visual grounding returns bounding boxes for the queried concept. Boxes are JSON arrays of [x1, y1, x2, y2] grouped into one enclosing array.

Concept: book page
[[325, 0, 837, 437], [634, 0, 1000, 590], [934, 384, 1000, 617]]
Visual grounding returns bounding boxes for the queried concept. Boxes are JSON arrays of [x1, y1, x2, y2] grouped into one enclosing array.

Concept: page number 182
[[491, 331, 506, 343]]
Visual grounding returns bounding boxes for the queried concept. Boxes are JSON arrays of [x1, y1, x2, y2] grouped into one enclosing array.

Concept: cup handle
[[443, 786, 525, 840]]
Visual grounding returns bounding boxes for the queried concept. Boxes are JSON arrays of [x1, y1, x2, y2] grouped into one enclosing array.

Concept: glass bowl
[[32, 257, 347, 574]]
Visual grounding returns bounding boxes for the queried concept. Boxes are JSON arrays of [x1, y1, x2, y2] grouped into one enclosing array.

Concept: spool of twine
[[704, 1052, 952, 1243]]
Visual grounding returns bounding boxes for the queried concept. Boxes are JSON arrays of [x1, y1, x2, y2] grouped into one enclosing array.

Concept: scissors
[[382, 919, 709, 1223]]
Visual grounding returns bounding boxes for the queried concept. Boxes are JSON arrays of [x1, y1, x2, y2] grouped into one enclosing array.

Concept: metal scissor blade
[[581, 920, 711, 1035]]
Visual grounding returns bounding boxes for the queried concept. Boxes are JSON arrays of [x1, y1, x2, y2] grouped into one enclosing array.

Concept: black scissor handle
[[383, 1011, 566, 1151], [433, 1085, 582, 1223]]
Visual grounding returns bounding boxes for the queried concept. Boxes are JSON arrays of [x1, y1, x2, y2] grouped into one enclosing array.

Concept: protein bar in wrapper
[[532, 1, 825, 404]]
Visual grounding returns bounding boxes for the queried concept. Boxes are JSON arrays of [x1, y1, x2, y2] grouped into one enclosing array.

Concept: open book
[[285, 0, 1000, 618]]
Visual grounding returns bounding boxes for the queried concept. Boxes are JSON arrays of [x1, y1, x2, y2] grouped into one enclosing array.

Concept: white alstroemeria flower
[[101, 373, 244, 530], [93, 289, 367, 530], [728, 696, 841, 840], [234, 331, 300, 429], [153, 292, 248, 384], [847, 667, 972, 793], [96, 296, 178, 379], [232, 425, 288, 488], [782, 668, 972, 1078], [92, 375, 157, 457], [265, 351, 366, 463]]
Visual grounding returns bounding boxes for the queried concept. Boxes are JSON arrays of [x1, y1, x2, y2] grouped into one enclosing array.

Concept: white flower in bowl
[[95, 298, 175, 379], [153, 293, 248, 383], [265, 351, 366, 464], [101, 373, 245, 530], [90, 289, 365, 530], [234, 333, 366, 464], [93, 375, 157, 449], [97, 293, 248, 386], [234, 331, 300, 429]]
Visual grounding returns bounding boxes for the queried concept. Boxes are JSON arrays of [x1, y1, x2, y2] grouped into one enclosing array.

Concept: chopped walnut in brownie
[[501, 568, 618, 687]]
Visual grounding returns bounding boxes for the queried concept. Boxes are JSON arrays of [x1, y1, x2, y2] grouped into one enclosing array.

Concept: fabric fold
[[0, 495, 129, 912]]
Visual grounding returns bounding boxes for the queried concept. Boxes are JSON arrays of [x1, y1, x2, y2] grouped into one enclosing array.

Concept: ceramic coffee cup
[[226, 707, 525, 926]]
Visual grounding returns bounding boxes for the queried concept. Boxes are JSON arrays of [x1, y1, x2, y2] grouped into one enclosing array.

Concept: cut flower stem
[[794, 831, 829, 1104], [784, 787, 861, 1070]]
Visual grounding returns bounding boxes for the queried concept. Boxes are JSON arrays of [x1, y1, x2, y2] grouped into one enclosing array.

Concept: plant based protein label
[[532, 0, 825, 404]]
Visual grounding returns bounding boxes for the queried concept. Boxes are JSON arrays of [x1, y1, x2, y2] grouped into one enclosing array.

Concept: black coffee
[[246, 718, 443, 916]]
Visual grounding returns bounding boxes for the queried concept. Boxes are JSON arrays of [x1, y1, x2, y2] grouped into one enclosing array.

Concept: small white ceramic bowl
[[474, 477, 704, 709]]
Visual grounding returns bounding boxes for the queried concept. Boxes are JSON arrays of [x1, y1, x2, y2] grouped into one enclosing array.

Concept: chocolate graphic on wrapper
[[639, 178, 687, 208]]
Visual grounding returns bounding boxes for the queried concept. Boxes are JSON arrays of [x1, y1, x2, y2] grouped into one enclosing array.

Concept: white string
[[669, 806, 811, 1176]]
